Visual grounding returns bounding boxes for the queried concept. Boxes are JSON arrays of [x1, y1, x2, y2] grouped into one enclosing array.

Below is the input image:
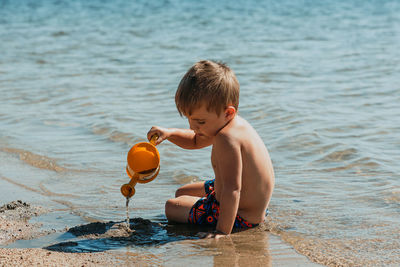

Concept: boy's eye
[[197, 121, 205, 125]]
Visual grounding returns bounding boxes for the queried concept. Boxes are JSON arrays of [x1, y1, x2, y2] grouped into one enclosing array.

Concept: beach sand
[[0, 249, 123, 267], [0, 200, 322, 266]]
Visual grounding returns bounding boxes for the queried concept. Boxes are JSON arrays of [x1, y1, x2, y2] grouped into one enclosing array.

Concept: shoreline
[[0, 200, 322, 266]]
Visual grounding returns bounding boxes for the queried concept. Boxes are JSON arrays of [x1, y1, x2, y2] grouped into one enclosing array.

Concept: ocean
[[1, 0, 399, 266]]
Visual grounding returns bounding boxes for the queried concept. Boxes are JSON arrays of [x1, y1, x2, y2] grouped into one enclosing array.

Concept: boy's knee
[[165, 196, 196, 223], [165, 198, 178, 214], [165, 198, 181, 221], [165, 198, 175, 209]]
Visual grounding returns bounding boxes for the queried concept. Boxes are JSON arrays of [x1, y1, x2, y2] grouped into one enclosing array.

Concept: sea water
[[1, 0, 400, 266]]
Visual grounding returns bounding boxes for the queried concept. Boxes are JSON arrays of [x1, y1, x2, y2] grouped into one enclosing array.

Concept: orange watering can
[[120, 134, 160, 198]]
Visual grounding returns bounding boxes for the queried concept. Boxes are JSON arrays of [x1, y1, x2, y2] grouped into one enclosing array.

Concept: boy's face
[[186, 104, 235, 137]]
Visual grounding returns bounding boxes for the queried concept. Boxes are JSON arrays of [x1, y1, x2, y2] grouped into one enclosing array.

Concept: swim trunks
[[188, 179, 259, 229]]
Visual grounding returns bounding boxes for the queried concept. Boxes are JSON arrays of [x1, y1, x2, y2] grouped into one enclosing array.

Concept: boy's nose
[[188, 120, 196, 130], [189, 124, 200, 133]]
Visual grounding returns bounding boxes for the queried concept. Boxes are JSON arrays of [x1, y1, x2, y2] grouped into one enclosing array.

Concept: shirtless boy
[[147, 60, 274, 236]]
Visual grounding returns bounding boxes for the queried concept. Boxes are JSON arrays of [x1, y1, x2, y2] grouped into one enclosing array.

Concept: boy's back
[[212, 115, 274, 224]]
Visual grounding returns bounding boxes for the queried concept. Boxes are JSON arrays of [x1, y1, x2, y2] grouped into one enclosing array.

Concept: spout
[[121, 183, 136, 198], [121, 178, 138, 198]]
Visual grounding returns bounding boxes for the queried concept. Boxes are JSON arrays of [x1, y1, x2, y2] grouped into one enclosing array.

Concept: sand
[[0, 201, 146, 266], [0, 200, 50, 245], [0, 249, 121, 267]]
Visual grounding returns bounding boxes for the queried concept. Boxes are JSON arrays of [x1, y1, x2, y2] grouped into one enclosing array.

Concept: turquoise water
[[1, 0, 400, 265]]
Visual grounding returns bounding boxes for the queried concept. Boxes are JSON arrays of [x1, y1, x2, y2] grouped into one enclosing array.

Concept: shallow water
[[1, 0, 400, 266], [6, 220, 321, 266]]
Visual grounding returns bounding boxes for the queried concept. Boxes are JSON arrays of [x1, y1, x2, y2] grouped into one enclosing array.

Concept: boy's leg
[[175, 181, 206, 198], [165, 195, 200, 223]]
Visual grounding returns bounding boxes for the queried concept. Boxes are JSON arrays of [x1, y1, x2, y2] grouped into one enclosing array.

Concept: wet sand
[[0, 249, 123, 267], [0, 200, 322, 266], [0, 201, 50, 245], [0, 201, 139, 266]]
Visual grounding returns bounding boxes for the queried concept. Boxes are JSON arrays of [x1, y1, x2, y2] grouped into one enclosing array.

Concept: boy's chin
[[196, 132, 211, 137]]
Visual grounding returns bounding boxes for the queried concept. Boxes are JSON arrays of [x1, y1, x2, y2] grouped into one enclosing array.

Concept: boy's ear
[[224, 106, 236, 119]]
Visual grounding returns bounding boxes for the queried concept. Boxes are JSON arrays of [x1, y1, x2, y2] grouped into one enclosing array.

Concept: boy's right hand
[[147, 126, 170, 145]]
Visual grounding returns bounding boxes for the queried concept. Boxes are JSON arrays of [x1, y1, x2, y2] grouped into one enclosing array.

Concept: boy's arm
[[147, 126, 213, 149], [213, 133, 242, 235]]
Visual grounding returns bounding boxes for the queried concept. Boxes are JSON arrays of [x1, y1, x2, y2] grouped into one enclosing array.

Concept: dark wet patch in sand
[[45, 218, 204, 253]]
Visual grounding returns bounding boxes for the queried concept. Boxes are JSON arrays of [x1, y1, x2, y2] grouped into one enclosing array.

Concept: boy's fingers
[[147, 133, 163, 145], [197, 232, 216, 239], [147, 126, 168, 144], [155, 137, 163, 145], [147, 129, 158, 141], [196, 232, 209, 239], [214, 234, 226, 240]]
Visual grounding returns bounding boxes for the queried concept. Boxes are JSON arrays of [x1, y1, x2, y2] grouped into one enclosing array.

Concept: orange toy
[[120, 135, 160, 198]]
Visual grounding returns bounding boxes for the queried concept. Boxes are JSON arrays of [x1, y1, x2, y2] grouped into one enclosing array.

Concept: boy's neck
[[216, 114, 237, 135]]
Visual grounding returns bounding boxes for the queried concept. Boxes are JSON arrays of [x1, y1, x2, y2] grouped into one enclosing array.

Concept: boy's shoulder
[[215, 116, 253, 144]]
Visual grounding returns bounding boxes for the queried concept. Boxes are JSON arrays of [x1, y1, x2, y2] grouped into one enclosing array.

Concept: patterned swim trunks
[[188, 179, 259, 229]]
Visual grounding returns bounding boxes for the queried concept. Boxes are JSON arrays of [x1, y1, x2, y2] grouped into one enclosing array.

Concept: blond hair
[[175, 60, 240, 116]]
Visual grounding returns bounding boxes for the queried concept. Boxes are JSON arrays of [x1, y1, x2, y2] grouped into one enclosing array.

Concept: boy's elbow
[[224, 186, 240, 200], [228, 179, 241, 195], [233, 188, 241, 199]]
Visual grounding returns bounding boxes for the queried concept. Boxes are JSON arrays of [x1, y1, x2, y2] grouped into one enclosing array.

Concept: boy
[[147, 60, 274, 237]]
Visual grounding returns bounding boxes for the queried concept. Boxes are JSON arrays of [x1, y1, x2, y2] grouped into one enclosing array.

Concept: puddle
[[39, 218, 208, 253], [0, 200, 209, 254], [5, 232, 76, 249]]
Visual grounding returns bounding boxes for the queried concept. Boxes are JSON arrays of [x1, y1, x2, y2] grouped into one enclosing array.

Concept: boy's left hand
[[197, 231, 227, 240]]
